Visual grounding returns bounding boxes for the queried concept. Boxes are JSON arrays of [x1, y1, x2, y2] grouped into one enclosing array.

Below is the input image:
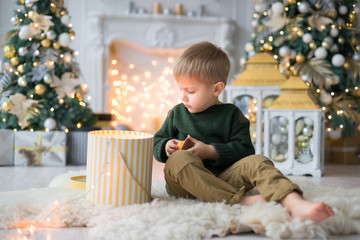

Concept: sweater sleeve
[[211, 109, 255, 169], [153, 109, 177, 163]]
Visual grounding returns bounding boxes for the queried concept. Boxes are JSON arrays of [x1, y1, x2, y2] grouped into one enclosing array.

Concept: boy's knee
[[241, 154, 274, 166], [165, 150, 202, 176]]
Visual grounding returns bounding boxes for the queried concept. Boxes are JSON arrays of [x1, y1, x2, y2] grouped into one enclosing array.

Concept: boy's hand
[[186, 135, 218, 160], [165, 139, 180, 157]]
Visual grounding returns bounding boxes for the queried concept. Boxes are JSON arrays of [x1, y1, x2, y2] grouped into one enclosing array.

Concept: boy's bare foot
[[239, 195, 266, 206], [281, 192, 334, 221]]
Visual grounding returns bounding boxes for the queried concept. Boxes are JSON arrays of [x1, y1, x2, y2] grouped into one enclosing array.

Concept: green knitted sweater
[[153, 103, 255, 173]]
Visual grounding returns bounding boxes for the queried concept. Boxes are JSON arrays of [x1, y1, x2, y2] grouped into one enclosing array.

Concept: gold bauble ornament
[[43, 74, 53, 84], [53, 42, 61, 49], [356, 45, 360, 52], [17, 64, 24, 74], [349, 11, 358, 23], [19, 0, 25, 4], [10, 57, 19, 66], [338, 37, 345, 45], [4, 45, 16, 58], [259, 46, 265, 52], [40, 32, 46, 40], [33, 61, 40, 67], [296, 53, 305, 63], [75, 91, 84, 100], [41, 39, 51, 48], [1, 101, 12, 112], [315, 3, 321, 9], [35, 84, 46, 95], [263, 42, 271, 51], [343, 61, 350, 70], [69, 31, 75, 37], [309, 41, 317, 50], [297, 29, 304, 37], [288, 0, 296, 5], [321, 41, 330, 49]]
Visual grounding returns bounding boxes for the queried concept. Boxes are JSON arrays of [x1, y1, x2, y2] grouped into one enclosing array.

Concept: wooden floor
[[0, 162, 359, 240]]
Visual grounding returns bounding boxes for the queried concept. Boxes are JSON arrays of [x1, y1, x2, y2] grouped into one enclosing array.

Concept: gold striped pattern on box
[[86, 130, 154, 207]]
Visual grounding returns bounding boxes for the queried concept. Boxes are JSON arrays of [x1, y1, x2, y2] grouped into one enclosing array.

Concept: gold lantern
[[263, 74, 325, 177], [226, 53, 287, 154]]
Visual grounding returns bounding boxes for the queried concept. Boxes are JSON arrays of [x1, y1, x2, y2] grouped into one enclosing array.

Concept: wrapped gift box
[[67, 127, 99, 165], [14, 131, 67, 166], [0, 130, 14, 166]]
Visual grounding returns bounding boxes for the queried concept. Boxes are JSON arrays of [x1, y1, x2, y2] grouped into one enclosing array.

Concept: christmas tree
[[0, 0, 95, 131], [245, 0, 360, 137]]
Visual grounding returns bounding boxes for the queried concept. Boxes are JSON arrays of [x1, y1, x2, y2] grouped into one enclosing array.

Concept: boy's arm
[[210, 110, 255, 169], [153, 111, 177, 163]]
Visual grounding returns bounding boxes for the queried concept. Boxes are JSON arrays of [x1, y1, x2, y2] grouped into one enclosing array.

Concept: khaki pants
[[164, 150, 302, 204]]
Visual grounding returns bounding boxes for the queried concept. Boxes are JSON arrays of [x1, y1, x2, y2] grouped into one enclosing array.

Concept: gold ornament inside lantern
[[35, 84, 46, 95], [1, 101, 12, 112], [4, 45, 16, 58], [10, 57, 19, 66], [41, 39, 51, 48]]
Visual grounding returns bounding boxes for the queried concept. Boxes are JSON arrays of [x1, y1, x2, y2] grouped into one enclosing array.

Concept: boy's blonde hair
[[173, 41, 230, 85]]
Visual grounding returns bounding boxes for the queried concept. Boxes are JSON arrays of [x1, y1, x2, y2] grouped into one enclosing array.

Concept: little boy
[[153, 41, 334, 221]]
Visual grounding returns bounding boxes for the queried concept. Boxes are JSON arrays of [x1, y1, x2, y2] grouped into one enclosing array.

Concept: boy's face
[[176, 76, 221, 113]]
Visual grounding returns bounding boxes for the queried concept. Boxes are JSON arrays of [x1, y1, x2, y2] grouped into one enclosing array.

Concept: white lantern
[[263, 74, 325, 177], [226, 53, 286, 154]]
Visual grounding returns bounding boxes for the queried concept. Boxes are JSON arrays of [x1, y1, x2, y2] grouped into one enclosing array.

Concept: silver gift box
[[0, 129, 14, 166], [14, 131, 67, 166]]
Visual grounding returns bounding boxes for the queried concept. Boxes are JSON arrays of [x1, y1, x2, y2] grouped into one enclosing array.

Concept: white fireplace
[[84, 13, 236, 132]]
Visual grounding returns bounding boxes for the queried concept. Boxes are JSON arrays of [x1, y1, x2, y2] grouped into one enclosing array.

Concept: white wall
[[0, 0, 254, 79]]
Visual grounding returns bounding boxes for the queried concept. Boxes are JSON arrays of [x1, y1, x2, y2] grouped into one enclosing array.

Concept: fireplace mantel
[[84, 13, 236, 112]]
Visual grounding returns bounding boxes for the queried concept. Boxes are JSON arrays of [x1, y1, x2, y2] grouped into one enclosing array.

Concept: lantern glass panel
[[234, 95, 257, 144], [262, 95, 278, 108], [295, 117, 314, 164], [270, 116, 288, 163]]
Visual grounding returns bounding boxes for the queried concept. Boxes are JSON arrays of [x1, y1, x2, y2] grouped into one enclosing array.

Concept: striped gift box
[[86, 130, 154, 207]]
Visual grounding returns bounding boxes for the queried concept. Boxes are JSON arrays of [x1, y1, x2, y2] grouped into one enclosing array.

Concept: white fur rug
[[0, 171, 360, 240]]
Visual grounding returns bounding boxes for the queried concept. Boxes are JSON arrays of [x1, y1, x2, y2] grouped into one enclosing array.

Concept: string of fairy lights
[[108, 50, 182, 133]]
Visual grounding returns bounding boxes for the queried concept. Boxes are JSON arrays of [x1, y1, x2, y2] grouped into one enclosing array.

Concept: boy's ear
[[213, 82, 225, 96]]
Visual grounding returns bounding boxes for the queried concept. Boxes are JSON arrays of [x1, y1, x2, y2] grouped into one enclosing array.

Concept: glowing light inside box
[[108, 41, 184, 133]]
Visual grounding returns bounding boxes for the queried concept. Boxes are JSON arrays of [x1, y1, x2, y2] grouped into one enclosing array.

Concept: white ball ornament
[[19, 25, 31, 40], [329, 128, 341, 140], [298, 2, 310, 13], [271, 133, 282, 146], [10, 17, 17, 25], [353, 53, 360, 62], [279, 46, 291, 57], [18, 47, 28, 56], [271, 2, 284, 16], [249, 51, 256, 58], [245, 42, 254, 52], [44, 117, 56, 130], [324, 36, 334, 45], [302, 33, 313, 43], [314, 47, 328, 59], [278, 116, 287, 126], [339, 5, 348, 15], [17, 76, 27, 87], [301, 74, 309, 82], [61, 15, 72, 26], [304, 117, 313, 126], [46, 30, 56, 40], [330, 28, 339, 37], [251, 19, 259, 28], [331, 54, 345, 67], [58, 33, 72, 47], [320, 91, 332, 105]]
